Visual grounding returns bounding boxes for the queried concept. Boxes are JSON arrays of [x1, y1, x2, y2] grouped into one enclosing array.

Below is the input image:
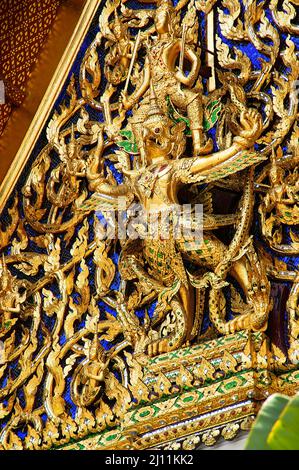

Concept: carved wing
[[175, 149, 267, 184]]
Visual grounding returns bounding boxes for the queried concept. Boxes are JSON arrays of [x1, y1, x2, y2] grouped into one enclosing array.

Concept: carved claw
[[233, 108, 263, 148], [193, 138, 214, 156], [147, 338, 173, 357]]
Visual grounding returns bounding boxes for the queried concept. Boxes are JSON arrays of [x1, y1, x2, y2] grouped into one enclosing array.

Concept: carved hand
[[120, 91, 134, 110], [175, 69, 192, 87], [233, 108, 263, 148]]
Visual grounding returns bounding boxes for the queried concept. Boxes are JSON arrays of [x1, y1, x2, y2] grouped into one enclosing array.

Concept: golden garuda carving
[[0, 0, 298, 450]]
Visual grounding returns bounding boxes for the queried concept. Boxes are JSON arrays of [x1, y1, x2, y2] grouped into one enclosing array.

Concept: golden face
[[270, 167, 284, 185], [143, 116, 173, 159], [154, 8, 169, 34], [113, 21, 125, 40]]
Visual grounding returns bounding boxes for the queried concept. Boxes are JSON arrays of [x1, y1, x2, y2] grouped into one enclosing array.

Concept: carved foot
[[193, 138, 214, 156], [147, 338, 171, 357], [223, 313, 252, 334], [223, 306, 269, 335], [245, 278, 271, 332]]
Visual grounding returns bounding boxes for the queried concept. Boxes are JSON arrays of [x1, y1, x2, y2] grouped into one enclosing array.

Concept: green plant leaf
[[268, 394, 299, 450], [244, 394, 289, 450]]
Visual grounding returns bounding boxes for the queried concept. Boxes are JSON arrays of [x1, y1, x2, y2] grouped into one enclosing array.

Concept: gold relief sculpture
[[0, 0, 298, 450]]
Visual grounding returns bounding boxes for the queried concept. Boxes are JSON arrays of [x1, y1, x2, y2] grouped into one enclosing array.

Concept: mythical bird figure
[[84, 76, 271, 354]]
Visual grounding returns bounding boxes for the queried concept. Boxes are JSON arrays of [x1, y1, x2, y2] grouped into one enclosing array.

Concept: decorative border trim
[[56, 332, 299, 451]]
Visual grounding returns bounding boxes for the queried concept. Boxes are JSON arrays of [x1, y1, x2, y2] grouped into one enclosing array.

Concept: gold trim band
[[0, 0, 101, 208]]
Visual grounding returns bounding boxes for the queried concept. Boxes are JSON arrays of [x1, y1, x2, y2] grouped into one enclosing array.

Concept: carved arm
[[174, 43, 201, 88], [177, 108, 264, 177], [121, 56, 151, 110]]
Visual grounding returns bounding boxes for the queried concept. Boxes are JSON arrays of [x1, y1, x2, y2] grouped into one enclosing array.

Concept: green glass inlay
[[106, 434, 119, 442], [182, 395, 194, 403], [224, 380, 238, 390]]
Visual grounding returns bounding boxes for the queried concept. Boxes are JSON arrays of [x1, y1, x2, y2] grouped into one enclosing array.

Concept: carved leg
[[178, 233, 227, 269], [101, 84, 115, 128], [229, 249, 271, 332], [173, 89, 213, 155], [179, 232, 270, 334], [209, 251, 271, 335], [131, 121, 147, 168], [148, 297, 189, 356], [130, 102, 150, 168], [209, 288, 252, 335], [178, 284, 195, 341], [230, 258, 251, 297], [120, 253, 189, 356]]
